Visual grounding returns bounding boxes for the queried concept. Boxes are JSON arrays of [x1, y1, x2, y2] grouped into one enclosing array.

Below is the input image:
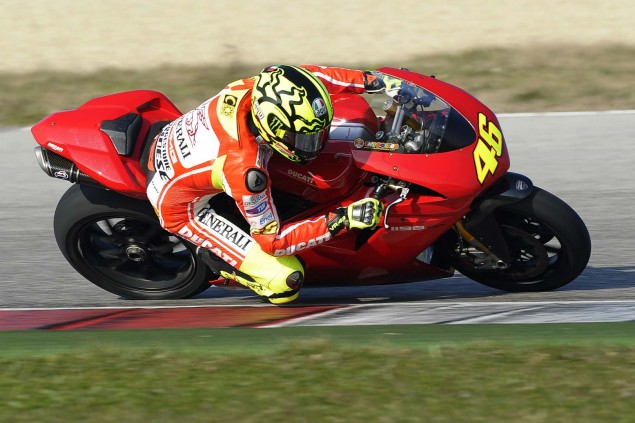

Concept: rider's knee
[[239, 248, 305, 304]]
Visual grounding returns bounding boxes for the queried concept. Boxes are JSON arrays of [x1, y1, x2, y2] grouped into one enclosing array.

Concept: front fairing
[[352, 67, 510, 200]]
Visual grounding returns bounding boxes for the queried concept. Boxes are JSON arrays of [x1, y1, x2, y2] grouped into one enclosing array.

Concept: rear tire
[[54, 184, 212, 299], [455, 187, 591, 292]]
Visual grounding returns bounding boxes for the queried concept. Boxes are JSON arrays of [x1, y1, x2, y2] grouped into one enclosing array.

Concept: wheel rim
[[492, 225, 551, 281], [76, 216, 197, 293], [458, 212, 565, 286]]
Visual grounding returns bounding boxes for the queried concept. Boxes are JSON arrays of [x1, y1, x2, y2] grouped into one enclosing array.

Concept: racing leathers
[[145, 65, 372, 303]]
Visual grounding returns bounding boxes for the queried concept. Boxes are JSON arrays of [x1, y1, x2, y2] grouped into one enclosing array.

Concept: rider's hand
[[326, 198, 384, 236], [364, 71, 385, 94], [347, 198, 384, 229]]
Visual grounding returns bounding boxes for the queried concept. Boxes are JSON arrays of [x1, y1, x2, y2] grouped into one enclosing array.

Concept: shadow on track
[[189, 266, 635, 306], [559, 265, 635, 291]]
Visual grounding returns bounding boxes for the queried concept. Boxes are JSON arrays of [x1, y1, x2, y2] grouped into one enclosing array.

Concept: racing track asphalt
[[1, 111, 634, 327]]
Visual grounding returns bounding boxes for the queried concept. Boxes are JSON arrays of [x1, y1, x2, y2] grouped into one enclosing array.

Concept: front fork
[[453, 172, 535, 270], [454, 219, 509, 270]]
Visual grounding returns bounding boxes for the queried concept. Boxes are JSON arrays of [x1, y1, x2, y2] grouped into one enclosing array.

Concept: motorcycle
[[31, 67, 591, 300]]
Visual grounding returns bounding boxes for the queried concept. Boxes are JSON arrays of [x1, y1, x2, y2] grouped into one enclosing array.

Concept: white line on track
[[3, 302, 635, 327], [263, 301, 635, 327]]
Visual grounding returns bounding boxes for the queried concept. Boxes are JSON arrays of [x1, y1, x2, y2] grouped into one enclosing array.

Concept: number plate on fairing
[[473, 112, 504, 184]]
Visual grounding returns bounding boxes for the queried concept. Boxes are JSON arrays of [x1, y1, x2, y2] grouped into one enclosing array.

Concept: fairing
[[31, 90, 182, 197], [351, 68, 510, 200]]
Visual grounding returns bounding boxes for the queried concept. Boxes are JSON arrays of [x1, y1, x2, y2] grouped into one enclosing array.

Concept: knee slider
[[266, 264, 304, 297], [285, 270, 304, 291], [267, 270, 303, 304]]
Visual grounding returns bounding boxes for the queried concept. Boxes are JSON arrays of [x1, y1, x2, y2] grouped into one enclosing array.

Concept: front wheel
[[54, 184, 212, 299], [454, 187, 591, 292]]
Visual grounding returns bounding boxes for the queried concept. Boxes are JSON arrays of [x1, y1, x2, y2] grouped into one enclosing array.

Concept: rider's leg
[[160, 193, 304, 303], [233, 242, 304, 304]]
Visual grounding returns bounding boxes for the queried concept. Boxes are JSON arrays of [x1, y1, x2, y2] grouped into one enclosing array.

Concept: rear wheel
[[454, 187, 591, 292], [54, 184, 212, 299]]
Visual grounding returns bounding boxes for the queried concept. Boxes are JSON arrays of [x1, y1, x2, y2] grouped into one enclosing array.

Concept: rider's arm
[[300, 65, 378, 95], [235, 179, 382, 257], [250, 206, 333, 257], [227, 164, 333, 257]]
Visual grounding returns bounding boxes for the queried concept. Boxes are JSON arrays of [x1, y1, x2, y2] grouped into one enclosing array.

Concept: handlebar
[[371, 179, 410, 229]]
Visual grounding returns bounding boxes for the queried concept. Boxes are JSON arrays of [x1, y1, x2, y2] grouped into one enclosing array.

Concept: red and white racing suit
[[145, 65, 368, 302]]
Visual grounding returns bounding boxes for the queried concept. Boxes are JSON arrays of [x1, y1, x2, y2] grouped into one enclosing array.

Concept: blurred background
[[4, 0, 635, 72], [1, 0, 634, 123]]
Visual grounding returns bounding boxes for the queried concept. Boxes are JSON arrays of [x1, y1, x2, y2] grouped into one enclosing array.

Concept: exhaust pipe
[[34, 146, 101, 186]]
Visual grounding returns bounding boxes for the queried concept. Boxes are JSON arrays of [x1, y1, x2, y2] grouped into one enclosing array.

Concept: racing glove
[[364, 71, 385, 94], [326, 198, 384, 236]]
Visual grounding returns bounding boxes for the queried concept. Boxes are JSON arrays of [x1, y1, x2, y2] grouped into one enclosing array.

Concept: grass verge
[[2, 324, 635, 422], [2, 44, 634, 127]]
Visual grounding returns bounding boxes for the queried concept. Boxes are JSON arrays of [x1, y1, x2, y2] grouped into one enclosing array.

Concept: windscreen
[[372, 71, 476, 153]]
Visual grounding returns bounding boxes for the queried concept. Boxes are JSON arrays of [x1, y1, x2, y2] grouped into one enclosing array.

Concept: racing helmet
[[251, 65, 333, 163]]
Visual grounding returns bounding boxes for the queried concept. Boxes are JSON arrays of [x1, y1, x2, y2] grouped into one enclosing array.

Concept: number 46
[[473, 112, 503, 184]]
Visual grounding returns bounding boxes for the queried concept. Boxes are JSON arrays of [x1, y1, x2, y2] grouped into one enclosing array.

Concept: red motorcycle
[[31, 67, 591, 300]]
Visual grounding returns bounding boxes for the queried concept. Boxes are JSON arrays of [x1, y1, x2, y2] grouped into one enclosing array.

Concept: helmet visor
[[281, 126, 330, 161]]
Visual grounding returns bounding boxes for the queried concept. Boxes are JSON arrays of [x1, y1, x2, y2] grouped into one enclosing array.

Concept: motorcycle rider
[[145, 65, 386, 304]]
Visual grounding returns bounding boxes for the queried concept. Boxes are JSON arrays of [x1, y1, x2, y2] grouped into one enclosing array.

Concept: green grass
[[3, 44, 635, 127], [3, 323, 635, 358], [2, 324, 635, 422]]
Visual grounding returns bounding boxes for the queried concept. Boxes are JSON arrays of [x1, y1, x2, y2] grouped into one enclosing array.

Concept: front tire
[[455, 187, 591, 292], [54, 184, 212, 299]]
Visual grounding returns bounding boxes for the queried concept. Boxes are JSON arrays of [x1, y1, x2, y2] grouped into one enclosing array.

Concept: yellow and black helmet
[[251, 65, 334, 163]]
